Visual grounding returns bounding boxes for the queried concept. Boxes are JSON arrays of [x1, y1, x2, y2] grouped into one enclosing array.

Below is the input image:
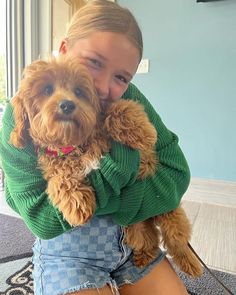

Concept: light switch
[[136, 59, 149, 74]]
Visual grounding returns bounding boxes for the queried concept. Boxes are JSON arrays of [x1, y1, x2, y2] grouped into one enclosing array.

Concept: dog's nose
[[59, 100, 76, 115]]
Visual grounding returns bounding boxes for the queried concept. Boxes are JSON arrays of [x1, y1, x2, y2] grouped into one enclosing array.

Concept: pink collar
[[36, 145, 76, 157]]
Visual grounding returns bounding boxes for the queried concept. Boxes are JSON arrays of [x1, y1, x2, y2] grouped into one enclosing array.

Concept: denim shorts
[[32, 215, 165, 295]]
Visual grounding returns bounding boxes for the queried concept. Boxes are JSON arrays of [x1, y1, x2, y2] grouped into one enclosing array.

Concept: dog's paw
[[138, 149, 158, 179], [104, 100, 157, 151], [47, 183, 96, 226], [65, 201, 95, 226], [64, 188, 96, 226], [133, 249, 159, 268], [124, 220, 161, 268]]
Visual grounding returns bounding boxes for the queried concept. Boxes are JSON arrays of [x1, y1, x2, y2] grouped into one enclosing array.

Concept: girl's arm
[[110, 83, 191, 225]]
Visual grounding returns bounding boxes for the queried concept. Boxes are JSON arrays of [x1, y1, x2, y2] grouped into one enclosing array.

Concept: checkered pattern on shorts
[[32, 215, 165, 295]]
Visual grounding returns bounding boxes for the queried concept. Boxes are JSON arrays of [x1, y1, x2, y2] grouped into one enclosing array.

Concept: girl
[[0, 1, 190, 294]]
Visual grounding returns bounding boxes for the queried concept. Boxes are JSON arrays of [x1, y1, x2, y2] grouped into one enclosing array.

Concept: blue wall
[[119, 0, 236, 181]]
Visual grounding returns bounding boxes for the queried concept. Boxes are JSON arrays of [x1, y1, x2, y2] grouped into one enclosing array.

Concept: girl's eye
[[74, 87, 82, 98], [43, 84, 54, 96], [116, 75, 128, 84], [87, 58, 102, 68]]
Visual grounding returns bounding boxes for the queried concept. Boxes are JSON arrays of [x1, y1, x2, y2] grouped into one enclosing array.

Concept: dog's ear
[[9, 59, 49, 148], [22, 60, 49, 79], [9, 93, 29, 148]]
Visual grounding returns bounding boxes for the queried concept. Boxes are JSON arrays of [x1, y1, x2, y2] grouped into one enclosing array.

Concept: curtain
[[6, 0, 24, 99], [6, 0, 49, 98]]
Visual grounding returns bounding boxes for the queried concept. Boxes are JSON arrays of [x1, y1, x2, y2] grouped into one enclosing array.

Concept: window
[[0, 0, 6, 189], [0, 0, 6, 120]]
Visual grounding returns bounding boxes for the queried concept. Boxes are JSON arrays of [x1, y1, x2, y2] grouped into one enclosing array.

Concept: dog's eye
[[74, 87, 82, 98], [44, 85, 54, 96]]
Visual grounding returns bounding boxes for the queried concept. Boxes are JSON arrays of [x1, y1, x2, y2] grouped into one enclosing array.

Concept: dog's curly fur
[[10, 56, 202, 277]]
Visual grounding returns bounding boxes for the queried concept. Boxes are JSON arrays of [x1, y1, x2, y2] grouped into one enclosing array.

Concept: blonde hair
[[65, 0, 143, 60]]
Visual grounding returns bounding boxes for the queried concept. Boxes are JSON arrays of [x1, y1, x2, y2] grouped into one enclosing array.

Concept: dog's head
[[10, 56, 100, 148]]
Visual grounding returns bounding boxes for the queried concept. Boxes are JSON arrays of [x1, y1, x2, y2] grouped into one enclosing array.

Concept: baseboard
[[183, 177, 236, 207]]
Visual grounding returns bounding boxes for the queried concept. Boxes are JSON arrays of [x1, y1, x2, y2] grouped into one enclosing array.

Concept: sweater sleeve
[[90, 141, 140, 215], [0, 103, 140, 239], [0, 103, 72, 239], [111, 83, 191, 225]]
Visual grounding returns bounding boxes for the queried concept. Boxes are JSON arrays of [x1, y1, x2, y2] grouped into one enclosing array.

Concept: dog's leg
[[47, 176, 96, 226], [104, 100, 158, 178], [104, 100, 157, 152], [39, 154, 97, 226], [155, 207, 203, 277], [138, 149, 158, 179], [124, 219, 161, 268]]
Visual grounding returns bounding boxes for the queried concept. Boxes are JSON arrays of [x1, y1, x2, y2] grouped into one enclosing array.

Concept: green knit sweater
[[0, 83, 190, 239]]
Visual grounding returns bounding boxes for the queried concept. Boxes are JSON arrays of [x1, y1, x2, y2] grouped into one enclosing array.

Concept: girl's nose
[[94, 75, 110, 101]]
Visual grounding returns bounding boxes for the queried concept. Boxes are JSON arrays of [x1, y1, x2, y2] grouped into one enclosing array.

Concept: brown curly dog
[[10, 56, 202, 277]]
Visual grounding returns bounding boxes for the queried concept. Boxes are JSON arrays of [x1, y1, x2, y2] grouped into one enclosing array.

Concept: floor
[[0, 175, 236, 274], [182, 178, 236, 275]]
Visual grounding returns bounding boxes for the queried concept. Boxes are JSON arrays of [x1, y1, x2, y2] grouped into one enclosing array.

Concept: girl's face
[[59, 31, 140, 109]]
